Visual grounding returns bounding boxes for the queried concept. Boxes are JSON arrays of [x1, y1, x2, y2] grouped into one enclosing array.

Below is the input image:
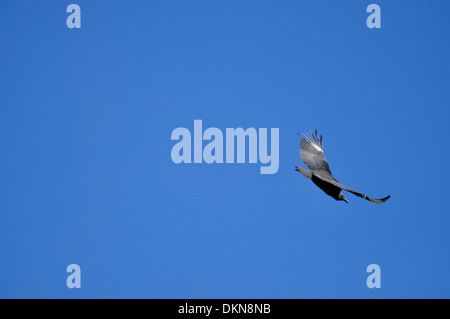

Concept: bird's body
[[310, 174, 342, 199], [295, 130, 390, 204]]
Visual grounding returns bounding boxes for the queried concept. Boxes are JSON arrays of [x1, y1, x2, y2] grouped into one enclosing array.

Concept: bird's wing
[[314, 173, 390, 204], [298, 130, 333, 178]]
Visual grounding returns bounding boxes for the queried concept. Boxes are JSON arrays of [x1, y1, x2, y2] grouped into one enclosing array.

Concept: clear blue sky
[[0, 1, 449, 298]]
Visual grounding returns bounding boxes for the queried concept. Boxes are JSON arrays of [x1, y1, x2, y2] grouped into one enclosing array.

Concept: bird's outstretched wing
[[314, 172, 391, 204], [298, 130, 333, 178]]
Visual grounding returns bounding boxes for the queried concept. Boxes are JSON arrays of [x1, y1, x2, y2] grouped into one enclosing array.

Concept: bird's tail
[[295, 165, 312, 179]]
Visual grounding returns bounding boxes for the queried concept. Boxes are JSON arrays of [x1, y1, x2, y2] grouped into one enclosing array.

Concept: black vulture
[[295, 130, 390, 204]]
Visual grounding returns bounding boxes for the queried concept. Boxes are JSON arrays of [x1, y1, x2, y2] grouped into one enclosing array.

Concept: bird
[[295, 130, 390, 204]]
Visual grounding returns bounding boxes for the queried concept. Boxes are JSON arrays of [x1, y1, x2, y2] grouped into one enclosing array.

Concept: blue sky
[[0, 1, 449, 298]]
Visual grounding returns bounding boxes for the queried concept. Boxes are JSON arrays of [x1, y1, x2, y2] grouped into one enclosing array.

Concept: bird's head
[[338, 193, 349, 204]]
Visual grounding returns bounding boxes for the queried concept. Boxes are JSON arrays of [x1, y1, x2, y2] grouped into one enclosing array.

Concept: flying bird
[[295, 130, 390, 204]]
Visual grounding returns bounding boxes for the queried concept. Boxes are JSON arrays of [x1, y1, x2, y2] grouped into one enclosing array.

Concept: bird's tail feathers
[[295, 165, 312, 179]]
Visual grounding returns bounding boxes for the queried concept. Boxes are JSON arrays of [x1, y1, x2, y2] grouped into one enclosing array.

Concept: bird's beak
[[344, 199, 349, 204]]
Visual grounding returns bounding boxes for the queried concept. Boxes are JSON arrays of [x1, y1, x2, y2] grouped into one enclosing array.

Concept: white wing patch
[[311, 142, 322, 152], [303, 131, 323, 153]]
